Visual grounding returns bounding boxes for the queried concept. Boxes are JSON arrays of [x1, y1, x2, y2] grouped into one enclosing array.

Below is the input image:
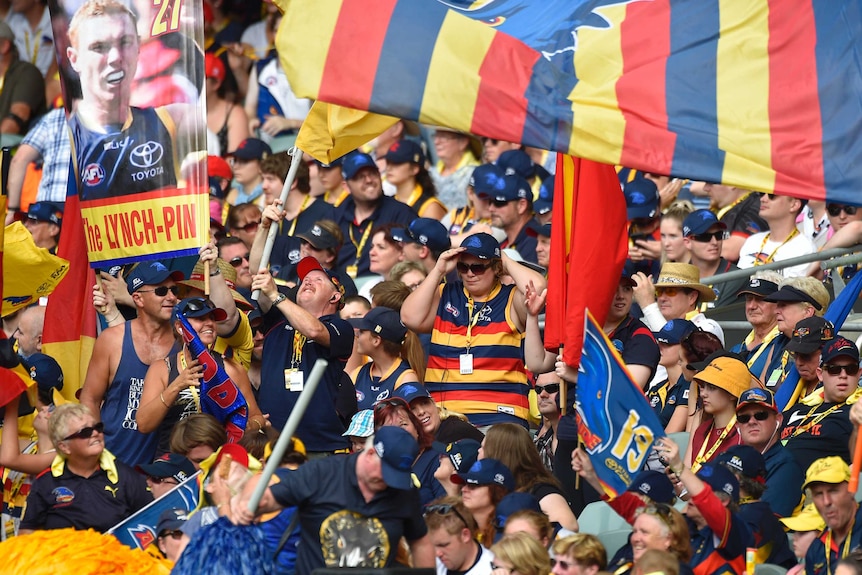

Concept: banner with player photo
[[48, 0, 209, 267]]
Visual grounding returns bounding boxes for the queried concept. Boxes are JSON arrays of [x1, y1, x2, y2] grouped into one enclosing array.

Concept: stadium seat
[[577, 501, 630, 534], [754, 564, 788, 575], [667, 431, 690, 454], [596, 529, 632, 559]]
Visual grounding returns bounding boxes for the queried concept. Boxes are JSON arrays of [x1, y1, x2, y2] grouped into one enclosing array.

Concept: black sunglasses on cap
[[178, 297, 218, 314], [424, 504, 468, 528], [63, 421, 105, 441]]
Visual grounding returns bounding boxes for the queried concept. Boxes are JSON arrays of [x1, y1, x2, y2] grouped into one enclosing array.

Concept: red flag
[[544, 154, 628, 368]]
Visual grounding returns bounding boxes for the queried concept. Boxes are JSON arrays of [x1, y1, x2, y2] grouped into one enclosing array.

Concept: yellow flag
[[2, 222, 70, 317], [296, 102, 399, 163]]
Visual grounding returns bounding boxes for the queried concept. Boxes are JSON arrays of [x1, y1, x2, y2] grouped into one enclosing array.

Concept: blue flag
[[577, 310, 666, 496]]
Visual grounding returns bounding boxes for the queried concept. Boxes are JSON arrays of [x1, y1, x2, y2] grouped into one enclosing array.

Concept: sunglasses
[[823, 363, 860, 376], [655, 286, 691, 298], [490, 199, 512, 208], [424, 504, 468, 528], [456, 262, 491, 275], [791, 351, 817, 362], [148, 476, 179, 484], [237, 220, 260, 233], [641, 502, 675, 528], [138, 285, 180, 297], [737, 410, 771, 424], [178, 297, 217, 315], [535, 383, 560, 395], [827, 204, 858, 217], [691, 230, 729, 243], [229, 253, 250, 267], [159, 530, 184, 540], [483, 138, 500, 146], [63, 421, 105, 441], [373, 398, 410, 411], [550, 558, 578, 571]]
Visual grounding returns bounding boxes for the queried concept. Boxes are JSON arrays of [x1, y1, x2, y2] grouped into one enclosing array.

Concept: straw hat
[[178, 258, 253, 310], [654, 262, 716, 302]]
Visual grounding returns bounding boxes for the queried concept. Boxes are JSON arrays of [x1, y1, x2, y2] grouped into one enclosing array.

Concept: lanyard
[[826, 513, 856, 575], [754, 228, 799, 265], [23, 29, 40, 64], [786, 402, 843, 439], [743, 326, 781, 380], [404, 184, 423, 208], [465, 296, 485, 352], [692, 416, 737, 472], [285, 194, 311, 237], [715, 191, 753, 220], [291, 330, 306, 369], [349, 220, 374, 266]]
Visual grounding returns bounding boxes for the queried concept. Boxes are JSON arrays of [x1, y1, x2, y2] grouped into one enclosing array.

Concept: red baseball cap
[[205, 53, 225, 82], [207, 155, 232, 180]]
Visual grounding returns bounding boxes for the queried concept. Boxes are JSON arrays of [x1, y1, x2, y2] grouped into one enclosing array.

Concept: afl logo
[[83, 163, 105, 186], [130, 141, 164, 168]]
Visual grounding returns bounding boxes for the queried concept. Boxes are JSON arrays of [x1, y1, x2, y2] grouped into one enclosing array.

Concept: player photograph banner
[[49, 0, 209, 267]]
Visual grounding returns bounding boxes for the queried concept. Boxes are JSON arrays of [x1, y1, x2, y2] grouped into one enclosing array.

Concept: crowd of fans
[[2, 1, 862, 574]]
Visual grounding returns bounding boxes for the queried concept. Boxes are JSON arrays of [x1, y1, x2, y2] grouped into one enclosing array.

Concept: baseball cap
[[296, 256, 346, 297], [819, 336, 860, 364], [207, 155, 233, 181], [469, 163, 507, 196], [373, 426, 420, 490], [682, 209, 727, 237], [342, 409, 374, 438], [496, 150, 535, 180], [626, 470, 675, 504], [693, 355, 753, 399], [736, 278, 779, 299], [624, 178, 659, 220], [763, 285, 823, 310], [204, 53, 225, 82], [696, 462, 739, 502], [685, 349, 746, 373], [780, 503, 826, 533], [495, 492, 541, 530], [126, 260, 184, 293], [156, 508, 189, 536], [736, 388, 778, 413], [0, 21, 15, 42], [620, 261, 637, 288], [26, 201, 63, 226], [534, 175, 554, 215], [393, 382, 433, 405], [392, 218, 451, 253], [460, 232, 501, 260], [137, 453, 197, 483], [348, 306, 407, 344], [23, 353, 63, 393], [383, 140, 424, 165], [716, 445, 766, 482], [785, 317, 835, 354], [297, 223, 341, 251], [451, 458, 515, 492], [341, 151, 378, 180], [442, 439, 481, 474], [803, 456, 851, 490], [173, 297, 228, 322], [653, 319, 696, 345], [228, 138, 271, 162], [479, 175, 532, 203]]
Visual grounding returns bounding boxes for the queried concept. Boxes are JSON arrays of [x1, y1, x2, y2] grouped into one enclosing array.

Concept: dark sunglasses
[[691, 230, 729, 243], [791, 351, 816, 362], [827, 204, 858, 217], [159, 530, 184, 540], [456, 262, 491, 275], [535, 383, 560, 395], [424, 504, 468, 527], [63, 421, 105, 441], [490, 199, 512, 208], [737, 410, 771, 424], [138, 285, 180, 297], [148, 476, 178, 484], [483, 138, 499, 146], [630, 217, 656, 228], [823, 363, 860, 376], [229, 253, 250, 267], [550, 558, 577, 571], [642, 502, 674, 527], [374, 398, 409, 411], [178, 297, 217, 314], [237, 220, 260, 232]]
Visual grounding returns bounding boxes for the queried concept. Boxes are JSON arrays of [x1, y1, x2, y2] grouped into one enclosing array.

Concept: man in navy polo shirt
[[235, 426, 434, 571], [478, 175, 538, 264], [332, 151, 416, 279], [392, 218, 451, 274], [252, 256, 354, 454], [681, 209, 747, 309]]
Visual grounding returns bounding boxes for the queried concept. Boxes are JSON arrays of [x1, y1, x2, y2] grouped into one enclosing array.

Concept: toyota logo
[[129, 142, 164, 168]]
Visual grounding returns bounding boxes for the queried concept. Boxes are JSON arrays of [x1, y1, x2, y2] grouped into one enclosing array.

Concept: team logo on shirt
[[52, 486, 75, 505], [321, 510, 389, 567], [83, 163, 105, 186], [444, 302, 460, 317]]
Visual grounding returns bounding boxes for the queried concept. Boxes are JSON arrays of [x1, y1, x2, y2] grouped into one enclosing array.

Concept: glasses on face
[[535, 383, 560, 395], [148, 476, 179, 485], [456, 261, 491, 275], [237, 220, 260, 233], [63, 421, 105, 441], [159, 530, 184, 540], [483, 138, 499, 146], [373, 398, 410, 411], [178, 297, 217, 315], [655, 286, 690, 298], [737, 410, 771, 424], [691, 230, 729, 243], [138, 285, 180, 297], [424, 503, 469, 528], [827, 204, 858, 217], [823, 363, 861, 376], [630, 217, 656, 228], [490, 198, 512, 208], [792, 351, 816, 362], [229, 253, 250, 267], [550, 558, 578, 571]]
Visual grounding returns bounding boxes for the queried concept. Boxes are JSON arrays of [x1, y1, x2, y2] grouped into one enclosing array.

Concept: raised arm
[[198, 242, 241, 337], [0, 397, 56, 475], [402, 247, 464, 333], [500, 251, 547, 330], [252, 269, 332, 346], [523, 282, 556, 373]]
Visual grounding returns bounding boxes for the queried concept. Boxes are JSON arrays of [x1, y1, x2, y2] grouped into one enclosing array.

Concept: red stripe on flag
[[318, 0, 398, 110], [471, 32, 536, 143], [767, 1, 825, 198], [617, 0, 675, 173]]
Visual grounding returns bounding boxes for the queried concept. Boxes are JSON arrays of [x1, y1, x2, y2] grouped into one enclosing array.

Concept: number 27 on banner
[[151, 0, 183, 37], [610, 411, 656, 472]]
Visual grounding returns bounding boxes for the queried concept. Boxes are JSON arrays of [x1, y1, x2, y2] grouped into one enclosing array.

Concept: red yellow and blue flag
[[278, 0, 862, 203]]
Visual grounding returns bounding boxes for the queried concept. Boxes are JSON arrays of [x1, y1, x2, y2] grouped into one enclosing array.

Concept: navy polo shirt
[[505, 223, 538, 264], [270, 454, 427, 572], [258, 308, 354, 451], [270, 199, 337, 273], [333, 196, 417, 277], [761, 441, 804, 518], [609, 315, 661, 380]]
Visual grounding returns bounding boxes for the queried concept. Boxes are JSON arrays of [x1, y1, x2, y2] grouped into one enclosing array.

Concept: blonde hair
[[490, 533, 552, 575], [49, 403, 94, 446], [68, 0, 138, 48], [552, 533, 607, 570]]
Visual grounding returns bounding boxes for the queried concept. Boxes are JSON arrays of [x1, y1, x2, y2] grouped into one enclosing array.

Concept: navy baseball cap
[[479, 175, 532, 203], [393, 382, 433, 405], [26, 201, 63, 225], [348, 306, 407, 344], [228, 138, 271, 161], [23, 353, 63, 393], [392, 218, 451, 252], [341, 151, 378, 180], [156, 508, 189, 536], [716, 445, 767, 482], [785, 317, 835, 354], [452, 458, 515, 492], [819, 336, 860, 364], [460, 232, 501, 260], [296, 256, 346, 297], [173, 297, 228, 322], [496, 149, 535, 180], [736, 278, 779, 299], [696, 462, 739, 502], [126, 261, 184, 293], [137, 453, 197, 483], [653, 319, 696, 345], [624, 178, 659, 220], [626, 470, 675, 504], [534, 175, 554, 215], [373, 426, 420, 490], [383, 140, 425, 165], [763, 285, 823, 310], [495, 492, 541, 530], [469, 163, 506, 195], [442, 439, 481, 473], [314, 156, 343, 169], [682, 209, 727, 237], [297, 223, 341, 251]]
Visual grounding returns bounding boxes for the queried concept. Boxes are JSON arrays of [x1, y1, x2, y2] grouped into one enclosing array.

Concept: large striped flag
[[544, 154, 627, 368], [277, 0, 862, 203]]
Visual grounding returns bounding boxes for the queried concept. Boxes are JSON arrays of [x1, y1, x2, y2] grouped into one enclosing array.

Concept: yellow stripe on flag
[[560, 155, 576, 263], [276, 0, 342, 97], [296, 102, 398, 164], [46, 337, 96, 402]]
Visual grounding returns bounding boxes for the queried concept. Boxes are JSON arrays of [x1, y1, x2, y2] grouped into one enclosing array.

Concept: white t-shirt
[[437, 544, 495, 575], [737, 231, 816, 277]]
